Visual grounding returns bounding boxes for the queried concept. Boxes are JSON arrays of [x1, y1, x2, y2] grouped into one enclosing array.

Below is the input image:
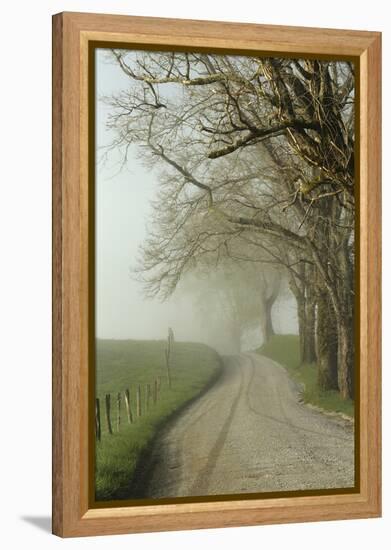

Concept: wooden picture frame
[[52, 11, 381, 538]]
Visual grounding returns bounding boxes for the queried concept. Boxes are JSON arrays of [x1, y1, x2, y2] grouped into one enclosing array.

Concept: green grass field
[[257, 335, 354, 418], [95, 339, 222, 501]]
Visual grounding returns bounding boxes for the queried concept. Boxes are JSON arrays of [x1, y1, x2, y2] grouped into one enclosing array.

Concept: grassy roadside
[[96, 339, 222, 500], [257, 335, 354, 418]]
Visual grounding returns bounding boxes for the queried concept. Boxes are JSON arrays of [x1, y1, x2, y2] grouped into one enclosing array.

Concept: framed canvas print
[[52, 12, 381, 537]]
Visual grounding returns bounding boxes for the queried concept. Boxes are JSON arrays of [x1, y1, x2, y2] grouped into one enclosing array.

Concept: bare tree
[[103, 50, 355, 399]]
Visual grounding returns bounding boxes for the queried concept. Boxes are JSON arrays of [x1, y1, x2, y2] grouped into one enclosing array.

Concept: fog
[[96, 49, 298, 354]]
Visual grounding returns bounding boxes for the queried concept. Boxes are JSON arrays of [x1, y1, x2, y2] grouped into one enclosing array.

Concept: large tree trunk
[[316, 291, 338, 391], [260, 295, 275, 343], [303, 265, 317, 364], [289, 271, 316, 365], [259, 272, 280, 344], [335, 239, 355, 399], [303, 287, 317, 364], [299, 283, 317, 364], [336, 318, 353, 399], [308, 229, 355, 400], [316, 287, 354, 399], [336, 243, 354, 399], [297, 294, 306, 362]]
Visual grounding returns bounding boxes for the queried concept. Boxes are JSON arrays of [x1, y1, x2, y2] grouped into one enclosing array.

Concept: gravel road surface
[[142, 354, 355, 498]]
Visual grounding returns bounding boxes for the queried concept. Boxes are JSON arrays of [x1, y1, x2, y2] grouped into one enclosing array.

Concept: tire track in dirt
[[188, 358, 244, 495], [140, 353, 354, 498]]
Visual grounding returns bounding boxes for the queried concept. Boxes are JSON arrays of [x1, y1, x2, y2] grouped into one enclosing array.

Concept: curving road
[[141, 354, 355, 498]]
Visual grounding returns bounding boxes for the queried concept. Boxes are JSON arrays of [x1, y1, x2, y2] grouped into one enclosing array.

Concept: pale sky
[[95, 48, 298, 351]]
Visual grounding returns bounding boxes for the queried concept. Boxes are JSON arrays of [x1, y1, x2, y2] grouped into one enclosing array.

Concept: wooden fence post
[[168, 327, 174, 347], [95, 398, 101, 441], [117, 392, 121, 432], [165, 327, 175, 389], [153, 379, 158, 404], [124, 388, 133, 424], [146, 383, 151, 411], [165, 348, 172, 389], [136, 384, 141, 418], [105, 394, 113, 435]]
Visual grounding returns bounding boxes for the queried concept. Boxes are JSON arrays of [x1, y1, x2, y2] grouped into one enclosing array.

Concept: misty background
[[95, 49, 298, 353]]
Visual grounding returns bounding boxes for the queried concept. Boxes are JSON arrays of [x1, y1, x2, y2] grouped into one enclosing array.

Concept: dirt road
[[142, 354, 355, 497]]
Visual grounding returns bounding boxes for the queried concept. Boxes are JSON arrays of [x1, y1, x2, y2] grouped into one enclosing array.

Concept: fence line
[[97, 375, 165, 439], [96, 330, 174, 440]]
